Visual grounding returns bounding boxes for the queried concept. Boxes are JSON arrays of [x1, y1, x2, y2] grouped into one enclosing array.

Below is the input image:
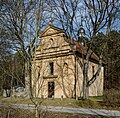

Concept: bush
[[103, 89, 120, 103]]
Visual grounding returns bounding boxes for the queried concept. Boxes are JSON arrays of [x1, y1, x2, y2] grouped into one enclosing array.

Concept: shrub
[[103, 89, 120, 104]]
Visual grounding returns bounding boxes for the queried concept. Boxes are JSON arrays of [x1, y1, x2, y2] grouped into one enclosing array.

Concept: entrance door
[[48, 81, 54, 98]]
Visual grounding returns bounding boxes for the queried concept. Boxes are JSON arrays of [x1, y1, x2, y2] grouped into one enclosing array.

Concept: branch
[[87, 54, 103, 87]]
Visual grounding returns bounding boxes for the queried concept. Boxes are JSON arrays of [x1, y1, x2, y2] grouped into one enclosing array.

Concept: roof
[[73, 40, 100, 62]]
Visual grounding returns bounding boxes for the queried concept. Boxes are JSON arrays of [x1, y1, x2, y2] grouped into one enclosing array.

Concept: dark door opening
[[48, 81, 54, 98]]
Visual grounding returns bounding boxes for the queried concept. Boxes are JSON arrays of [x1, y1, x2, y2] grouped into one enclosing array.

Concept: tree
[[47, 0, 120, 99], [0, 37, 25, 96], [0, 0, 50, 117], [94, 31, 120, 90], [0, 0, 49, 96], [107, 31, 120, 90], [0, 28, 13, 95]]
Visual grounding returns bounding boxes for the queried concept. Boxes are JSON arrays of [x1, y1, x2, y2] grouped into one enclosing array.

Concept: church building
[[31, 25, 104, 98]]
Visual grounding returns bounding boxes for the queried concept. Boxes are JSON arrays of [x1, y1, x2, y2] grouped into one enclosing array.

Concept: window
[[50, 62, 54, 75], [64, 62, 68, 78], [92, 66, 95, 76], [48, 81, 54, 98], [50, 38, 54, 46]]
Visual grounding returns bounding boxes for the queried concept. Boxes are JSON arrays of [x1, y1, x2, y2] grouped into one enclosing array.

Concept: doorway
[[48, 81, 54, 98]]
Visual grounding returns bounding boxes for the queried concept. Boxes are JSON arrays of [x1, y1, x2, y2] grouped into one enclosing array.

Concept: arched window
[[64, 62, 68, 75], [50, 38, 54, 46]]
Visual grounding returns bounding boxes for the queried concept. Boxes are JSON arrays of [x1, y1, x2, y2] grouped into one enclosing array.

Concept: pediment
[[40, 25, 64, 37], [44, 28, 56, 35]]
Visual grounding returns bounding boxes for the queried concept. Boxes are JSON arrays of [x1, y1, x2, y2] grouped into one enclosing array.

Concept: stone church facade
[[31, 25, 104, 98]]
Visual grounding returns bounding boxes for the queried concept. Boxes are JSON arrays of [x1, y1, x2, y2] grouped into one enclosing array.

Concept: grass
[[0, 96, 32, 104], [89, 96, 103, 102], [42, 98, 102, 109], [1, 107, 117, 118], [0, 96, 119, 110], [0, 96, 100, 108]]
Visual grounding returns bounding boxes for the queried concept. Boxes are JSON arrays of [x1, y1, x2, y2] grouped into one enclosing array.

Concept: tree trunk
[[35, 101, 39, 118], [83, 67, 89, 100], [83, 51, 90, 100], [25, 61, 33, 98], [74, 56, 77, 99]]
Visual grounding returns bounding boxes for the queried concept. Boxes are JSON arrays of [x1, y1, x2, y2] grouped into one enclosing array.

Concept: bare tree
[[0, 0, 50, 117], [0, 0, 49, 96], [46, 0, 119, 99]]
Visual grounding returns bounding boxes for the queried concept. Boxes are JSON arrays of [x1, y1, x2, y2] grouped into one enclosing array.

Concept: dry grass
[[0, 96, 32, 104], [0, 107, 118, 118]]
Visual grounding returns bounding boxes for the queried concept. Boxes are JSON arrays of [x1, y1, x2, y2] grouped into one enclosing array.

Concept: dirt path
[[0, 102, 120, 117]]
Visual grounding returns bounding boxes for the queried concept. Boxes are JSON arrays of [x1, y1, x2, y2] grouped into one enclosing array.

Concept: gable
[[37, 25, 101, 65], [40, 25, 64, 37], [36, 25, 70, 58]]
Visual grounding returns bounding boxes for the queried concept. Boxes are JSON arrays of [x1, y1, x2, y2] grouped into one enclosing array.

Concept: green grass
[[42, 98, 80, 107], [89, 96, 103, 102], [0, 96, 101, 108], [0, 96, 119, 110], [42, 98, 102, 109]]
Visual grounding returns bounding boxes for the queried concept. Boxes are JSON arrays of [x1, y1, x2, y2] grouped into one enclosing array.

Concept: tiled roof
[[73, 40, 99, 62], [64, 36, 100, 62]]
